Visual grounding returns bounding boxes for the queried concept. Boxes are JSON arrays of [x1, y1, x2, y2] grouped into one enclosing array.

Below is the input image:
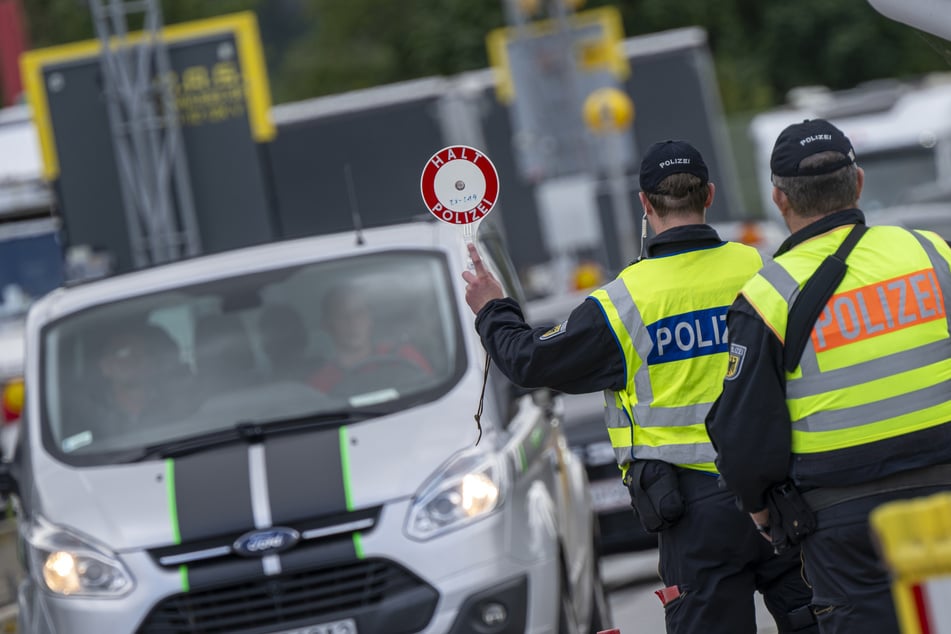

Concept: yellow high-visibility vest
[[589, 242, 764, 473], [742, 224, 951, 463]]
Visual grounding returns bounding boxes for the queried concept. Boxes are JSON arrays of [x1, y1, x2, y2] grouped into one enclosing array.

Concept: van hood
[[35, 390, 489, 553]]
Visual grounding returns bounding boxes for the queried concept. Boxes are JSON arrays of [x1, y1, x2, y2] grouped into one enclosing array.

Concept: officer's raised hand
[[462, 243, 503, 315]]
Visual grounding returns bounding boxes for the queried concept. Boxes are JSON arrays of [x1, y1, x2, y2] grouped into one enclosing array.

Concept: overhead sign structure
[[486, 6, 628, 104], [485, 6, 633, 182], [420, 145, 499, 225]]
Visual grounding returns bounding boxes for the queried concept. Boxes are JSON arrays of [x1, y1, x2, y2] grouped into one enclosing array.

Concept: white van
[[0, 219, 610, 633]]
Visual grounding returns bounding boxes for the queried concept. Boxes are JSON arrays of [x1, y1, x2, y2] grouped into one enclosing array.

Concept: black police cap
[[770, 119, 856, 177], [639, 140, 709, 194]]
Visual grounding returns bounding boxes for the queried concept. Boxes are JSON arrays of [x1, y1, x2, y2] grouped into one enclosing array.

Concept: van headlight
[[26, 517, 133, 597], [405, 450, 509, 541]]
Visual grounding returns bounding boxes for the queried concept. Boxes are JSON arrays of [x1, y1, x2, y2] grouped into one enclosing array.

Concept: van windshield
[[41, 250, 465, 464]]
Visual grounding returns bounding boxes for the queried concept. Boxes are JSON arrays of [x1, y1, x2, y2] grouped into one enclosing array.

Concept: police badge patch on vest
[[725, 343, 746, 380], [539, 319, 568, 341]]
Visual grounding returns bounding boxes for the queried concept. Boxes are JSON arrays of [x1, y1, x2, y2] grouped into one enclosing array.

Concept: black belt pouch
[[624, 459, 686, 533], [766, 480, 817, 554]]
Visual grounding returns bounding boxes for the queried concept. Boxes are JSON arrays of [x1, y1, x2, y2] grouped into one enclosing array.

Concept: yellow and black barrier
[[871, 492, 951, 633]]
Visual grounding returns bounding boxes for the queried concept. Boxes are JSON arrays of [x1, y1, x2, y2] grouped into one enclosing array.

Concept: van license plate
[[271, 619, 357, 634]]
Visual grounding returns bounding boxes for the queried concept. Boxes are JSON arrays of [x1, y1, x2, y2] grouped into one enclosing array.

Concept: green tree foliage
[[593, 0, 950, 111], [17, 0, 951, 112], [20, 0, 260, 48], [20, 0, 94, 48], [271, 0, 504, 102]]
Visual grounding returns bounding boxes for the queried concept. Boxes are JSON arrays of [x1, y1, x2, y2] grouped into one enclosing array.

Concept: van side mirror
[[530, 387, 559, 416]]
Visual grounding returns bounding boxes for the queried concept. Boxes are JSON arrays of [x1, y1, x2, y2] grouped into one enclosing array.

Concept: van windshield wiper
[[124, 410, 385, 462]]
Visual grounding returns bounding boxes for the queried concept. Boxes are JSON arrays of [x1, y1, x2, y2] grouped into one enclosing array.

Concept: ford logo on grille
[[233, 527, 300, 557]]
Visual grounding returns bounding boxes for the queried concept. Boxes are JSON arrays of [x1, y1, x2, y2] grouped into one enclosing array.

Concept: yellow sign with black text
[[20, 12, 275, 181]]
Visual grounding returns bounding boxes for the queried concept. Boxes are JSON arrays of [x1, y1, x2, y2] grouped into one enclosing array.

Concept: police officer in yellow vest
[[463, 140, 817, 634], [705, 119, 951, 634]]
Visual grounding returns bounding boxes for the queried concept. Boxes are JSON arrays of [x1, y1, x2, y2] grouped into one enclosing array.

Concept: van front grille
[[137, 558, 437, 634]]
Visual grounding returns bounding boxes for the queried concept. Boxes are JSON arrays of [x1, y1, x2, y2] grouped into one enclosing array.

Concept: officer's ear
[[638, 191, 652, 216], [772, 184, 795, 230], [704, 182, 716, 209], [772, 183, 790, 215], [855, 166, 865, 205]]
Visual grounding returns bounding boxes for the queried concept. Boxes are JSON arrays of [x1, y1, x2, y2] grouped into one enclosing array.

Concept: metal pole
[[88, 0, 150, 268], [142, 3, 202, 260], [605, 131, 638, 264], [87, 0, 201, 268], [549, 0, 594, 174], [502, 0, 528, 29]]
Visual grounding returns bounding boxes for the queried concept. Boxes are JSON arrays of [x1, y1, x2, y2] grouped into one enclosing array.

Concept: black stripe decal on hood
[[174, 443, 254, 542], [266, 428, 349, 524]]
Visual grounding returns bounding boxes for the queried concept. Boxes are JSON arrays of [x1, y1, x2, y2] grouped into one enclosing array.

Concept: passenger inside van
[[310, 284, 432, 394]]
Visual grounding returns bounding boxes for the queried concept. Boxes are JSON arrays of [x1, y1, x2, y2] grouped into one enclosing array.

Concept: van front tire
[[589, 569, 612, 632], [558, 574, 581, 634]]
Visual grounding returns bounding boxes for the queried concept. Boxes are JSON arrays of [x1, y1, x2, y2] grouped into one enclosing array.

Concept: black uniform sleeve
[[473, 296, 625, 394], [705, 296, 792, 512]]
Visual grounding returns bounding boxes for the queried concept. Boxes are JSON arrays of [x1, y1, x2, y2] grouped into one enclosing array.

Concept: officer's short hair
[[772, 151, 859, 218], [645, 173, 708, 217]]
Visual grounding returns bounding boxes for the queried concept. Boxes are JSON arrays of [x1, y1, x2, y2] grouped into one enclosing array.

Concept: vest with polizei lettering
[[742, 224, 951, 482], [589, 242, 764, 473]]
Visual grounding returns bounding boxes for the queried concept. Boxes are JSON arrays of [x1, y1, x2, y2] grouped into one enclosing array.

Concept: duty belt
[[803, 463, 951, 512]]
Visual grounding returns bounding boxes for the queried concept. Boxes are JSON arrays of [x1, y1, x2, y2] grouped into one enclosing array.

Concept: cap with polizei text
[[770, 119, 856, 177], [639, 140, 709, 194]]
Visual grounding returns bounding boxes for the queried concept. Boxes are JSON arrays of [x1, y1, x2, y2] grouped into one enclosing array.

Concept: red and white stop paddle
[[422, 146, 500, 444], [420, 145, 499, 247]]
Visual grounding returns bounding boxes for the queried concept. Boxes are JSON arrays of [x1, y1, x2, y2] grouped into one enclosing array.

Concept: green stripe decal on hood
[[352, 533, 364, 560], [339, 426, 354, 512], [166, 460, 189, 593], [179, 565, 190, 593], [166, 459, 181, 545]]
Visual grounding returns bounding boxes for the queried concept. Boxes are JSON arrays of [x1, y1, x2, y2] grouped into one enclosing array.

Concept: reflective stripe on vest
[[743, 225, 951, 456], [590, 242, 764, 471]]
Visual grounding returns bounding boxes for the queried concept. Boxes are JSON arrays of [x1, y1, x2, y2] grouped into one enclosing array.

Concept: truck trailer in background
[[750, 75, 951, 240], [266, 26, 771, 298]]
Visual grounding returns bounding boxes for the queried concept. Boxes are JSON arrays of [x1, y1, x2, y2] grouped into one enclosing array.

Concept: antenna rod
[[344, 164, 365, 246]]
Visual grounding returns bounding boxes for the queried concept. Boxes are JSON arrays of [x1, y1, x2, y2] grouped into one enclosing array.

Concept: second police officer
[[706, 119, 951, 633], [462, 140, 817, 634]]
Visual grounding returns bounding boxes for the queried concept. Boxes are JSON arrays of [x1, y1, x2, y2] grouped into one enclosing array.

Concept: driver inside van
[[84, 322, 193, 431], [310, 284, 432, 393]]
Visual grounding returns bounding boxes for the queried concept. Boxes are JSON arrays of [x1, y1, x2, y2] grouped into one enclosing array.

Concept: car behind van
[[525, 291, 656, 556], [0, 219, 610, 633]]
